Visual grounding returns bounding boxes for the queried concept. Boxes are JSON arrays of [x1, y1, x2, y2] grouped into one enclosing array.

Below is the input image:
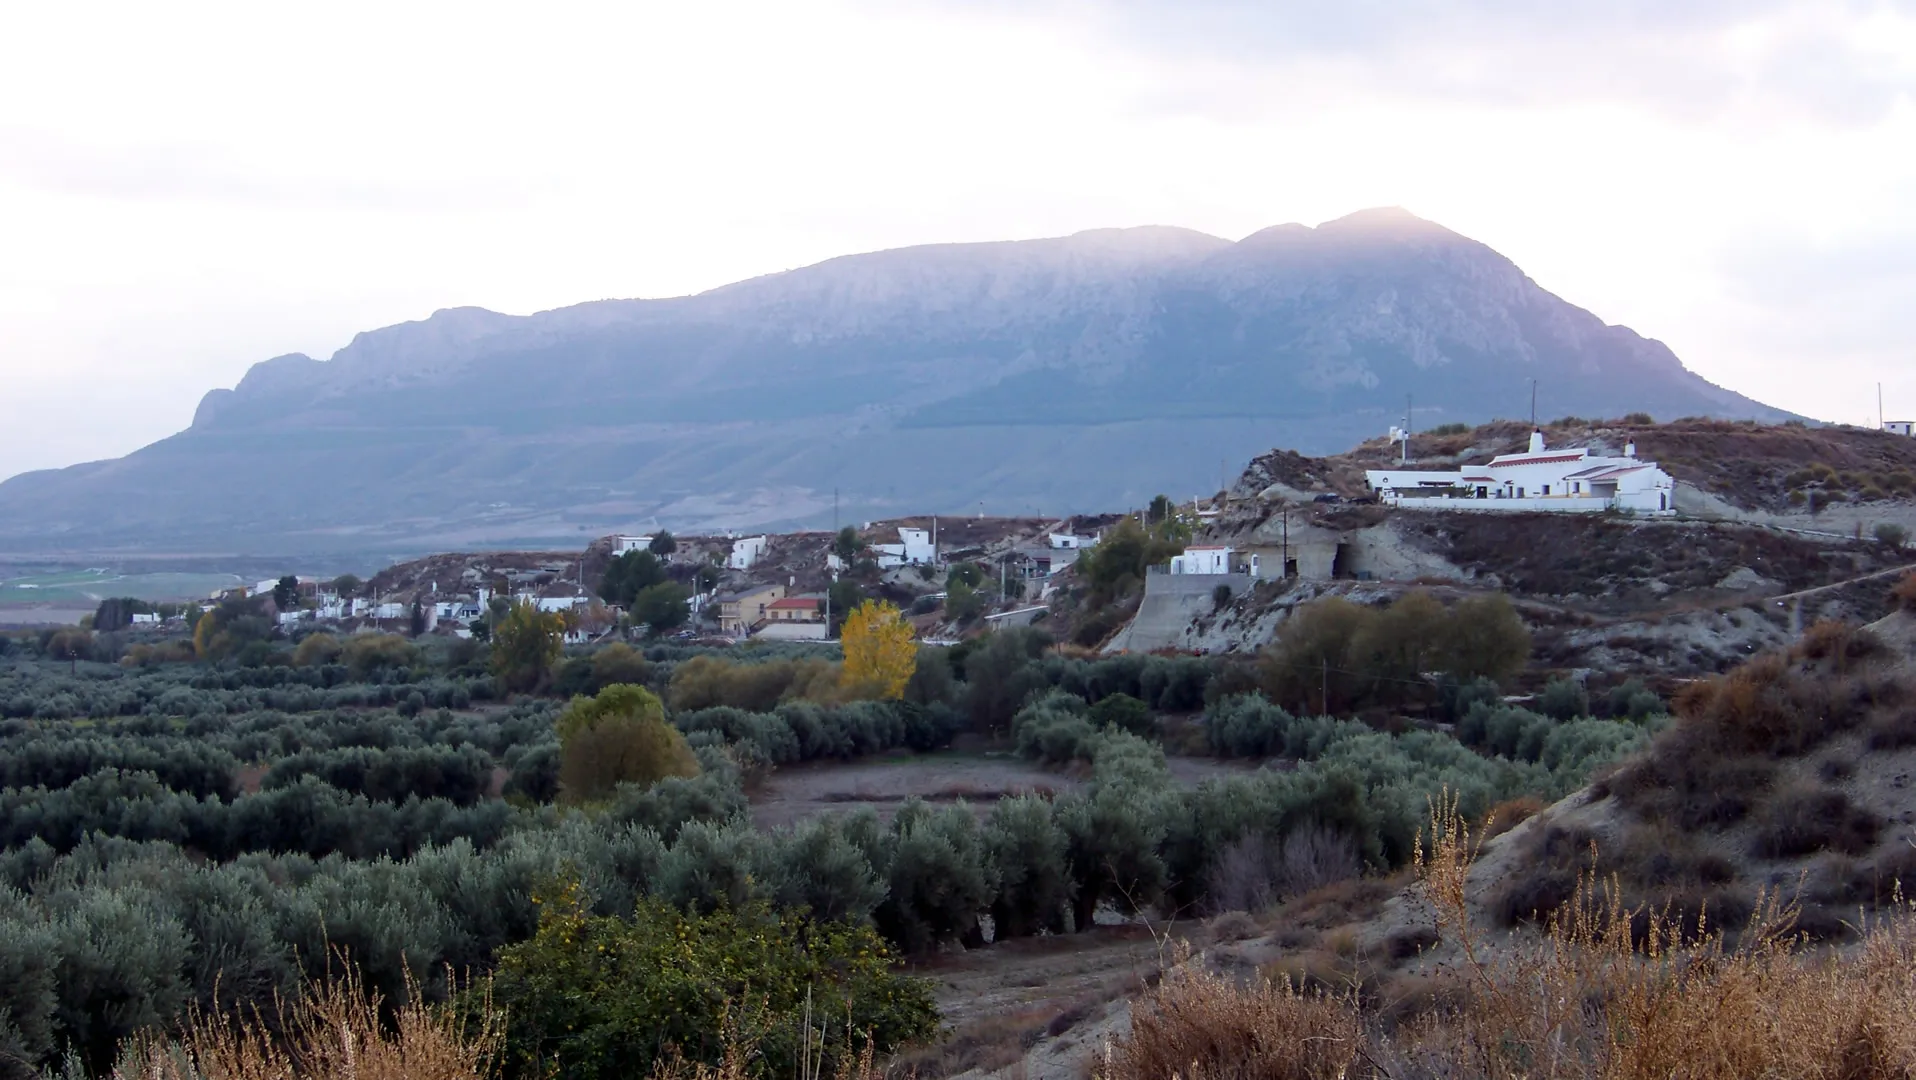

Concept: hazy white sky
[[2, 0, 1913, 482]]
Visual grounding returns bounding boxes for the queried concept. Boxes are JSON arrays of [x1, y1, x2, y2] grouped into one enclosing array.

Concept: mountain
[[0, 209, 1790, 558]]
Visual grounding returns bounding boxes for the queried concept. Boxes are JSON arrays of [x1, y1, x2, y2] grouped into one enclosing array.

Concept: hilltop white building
[[873, 527, 936, 568], [727, 535, 769, 570], [1367, 431, 1675, 515]]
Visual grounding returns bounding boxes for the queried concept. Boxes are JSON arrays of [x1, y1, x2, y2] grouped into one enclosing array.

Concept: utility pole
[[1321, 656, 1329, 718], [1880, 382, 1885, 430], [1281, 508, 1290, 579], [1530, 379, 1538, 428]]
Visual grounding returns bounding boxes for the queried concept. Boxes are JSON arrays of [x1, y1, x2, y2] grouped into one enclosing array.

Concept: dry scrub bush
[[1603, 625, 1897, 833], [1100, 796, 1916, 1080], [1480, 795, 1545, 840], [1894, 571, 1916, 612], [114, 966, 496, 1080], [1203, 825, 1361, 915]]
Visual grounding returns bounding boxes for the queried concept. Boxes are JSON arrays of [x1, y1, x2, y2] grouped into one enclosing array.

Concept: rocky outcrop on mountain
[[0, 209, 1789, 556]]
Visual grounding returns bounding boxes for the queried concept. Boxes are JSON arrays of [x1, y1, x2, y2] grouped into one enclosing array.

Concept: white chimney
[[1625, 441, 1637, 458], [1528, 430, 1546, 453]]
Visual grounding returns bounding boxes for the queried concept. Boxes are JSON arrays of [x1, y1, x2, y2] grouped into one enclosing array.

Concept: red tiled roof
[[767, 597, 818, 610], [1489, 453, 1588, 467], [1563, 463, 1650, 481]]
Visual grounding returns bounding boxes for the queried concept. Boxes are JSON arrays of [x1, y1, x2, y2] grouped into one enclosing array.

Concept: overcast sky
[[2, 0, 1913, 482]]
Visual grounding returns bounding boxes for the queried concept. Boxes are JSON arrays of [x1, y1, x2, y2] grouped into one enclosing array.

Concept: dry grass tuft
[[1102, 958, 1364, 1080], [1099, 796, 1916, 1079], [115, 967, 497, 1080]]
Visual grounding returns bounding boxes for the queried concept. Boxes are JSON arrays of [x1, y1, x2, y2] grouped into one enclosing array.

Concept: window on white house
[[1542, 485, 1550, 495]]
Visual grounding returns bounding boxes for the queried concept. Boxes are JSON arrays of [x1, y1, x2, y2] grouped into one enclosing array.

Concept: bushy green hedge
[[487, 897, 937, 1080]]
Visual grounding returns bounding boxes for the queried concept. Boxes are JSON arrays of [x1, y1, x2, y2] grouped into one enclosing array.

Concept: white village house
[[727, 536, 769, 571], [872, 527, 936, 569], [1366, 431, 1675, 515], [1168, 545, 1260, 576]]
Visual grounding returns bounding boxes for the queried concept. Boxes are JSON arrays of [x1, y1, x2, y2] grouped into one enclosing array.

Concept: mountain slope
[[0, 209, 1789, 557]]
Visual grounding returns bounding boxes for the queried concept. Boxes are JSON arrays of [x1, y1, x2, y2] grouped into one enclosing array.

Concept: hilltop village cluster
[[149, 426, 1711, 657], [197, 516, 1118, 646]]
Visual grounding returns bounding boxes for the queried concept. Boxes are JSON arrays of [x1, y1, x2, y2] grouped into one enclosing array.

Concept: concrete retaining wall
[[1102, 573, 1248, 653]]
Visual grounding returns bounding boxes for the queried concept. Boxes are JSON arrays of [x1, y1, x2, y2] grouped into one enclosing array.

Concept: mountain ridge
[[0, 209, 1791, 557]]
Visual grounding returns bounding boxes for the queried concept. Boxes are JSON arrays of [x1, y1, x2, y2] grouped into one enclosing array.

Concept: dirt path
[[749, 753, 1257, 829], [1765, 562, 1916, 604], [749, 754, 1065, 829], [895, 924, 1189, 1078]]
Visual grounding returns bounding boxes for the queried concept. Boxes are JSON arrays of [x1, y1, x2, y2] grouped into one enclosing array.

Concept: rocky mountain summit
[[0, 209, 1787, 557]]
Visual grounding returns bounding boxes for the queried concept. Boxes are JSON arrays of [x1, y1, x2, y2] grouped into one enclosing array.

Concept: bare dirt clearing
[[748, 752, 1255, 829]]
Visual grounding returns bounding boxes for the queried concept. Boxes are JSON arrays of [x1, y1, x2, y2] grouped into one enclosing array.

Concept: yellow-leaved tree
[[840, 599, 917, 700], [192, 610, 218, 660], [554, 684, 698, 804]]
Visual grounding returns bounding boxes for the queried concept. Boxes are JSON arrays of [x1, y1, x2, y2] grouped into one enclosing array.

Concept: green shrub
[[486, 895, 937, 1080], [1205, 694, 1294, 758], [605, 772, 746, 844], [1262, 592, 1527, 715], [652, 819, 768, 912], [1438, 676, 1503, 723], [1604, 678, 1662, 722], [1535, 677, 1589, 722], [1459, 702, 1550, 759], [874, 801, 997, 954], [758, 815, 885, 924], [339, 634, 418, 679], [1088, 692, 1154, 737], [555, 685, 698, 804], [1056, 735, 1173, 930], [588, 642, 651, 689], [962, 628, 1053, 735], [983, 796, 1071, 938], [502, 743, 560, 803], [1013, 691, 1097, 765]]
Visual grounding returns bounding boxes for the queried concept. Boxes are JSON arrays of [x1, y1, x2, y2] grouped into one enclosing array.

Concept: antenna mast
[[1529, 379, 1538, 428]]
